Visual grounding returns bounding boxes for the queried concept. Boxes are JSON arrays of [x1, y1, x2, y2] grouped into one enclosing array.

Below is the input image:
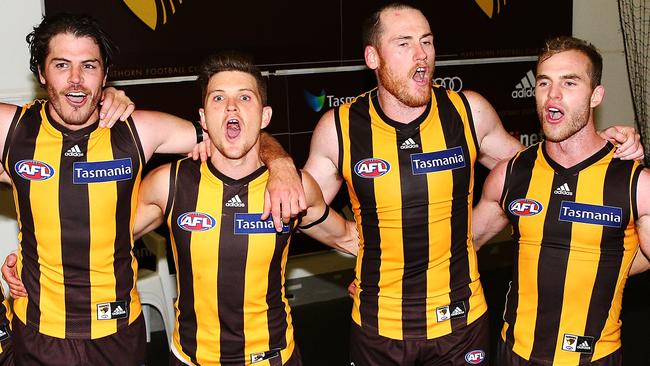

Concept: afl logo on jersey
[[14, 160, 54, 181], [508, 198, 543, 216], [464, 349, 485, 364], [177, 212, 216, 232], [354, 158, 390, 178]]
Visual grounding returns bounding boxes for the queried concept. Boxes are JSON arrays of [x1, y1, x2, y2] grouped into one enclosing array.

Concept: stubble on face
[[377, 55, 432, 108]]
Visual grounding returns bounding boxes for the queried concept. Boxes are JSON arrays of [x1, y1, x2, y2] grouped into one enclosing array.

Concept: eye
[[55, 62, 68, 69], [240, 94, 251, 101], [536, 80, 549, 87], [213, 95, 224, 101], [83, 63, 96, 70], [565, 80, 577, 87]]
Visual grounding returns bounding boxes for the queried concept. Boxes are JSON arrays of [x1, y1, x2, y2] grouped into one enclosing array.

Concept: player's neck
[[376, 86, 427, 124], [545, 123, 605, 168], [47, 104, 99, 131], [210, 145, 263, 181]]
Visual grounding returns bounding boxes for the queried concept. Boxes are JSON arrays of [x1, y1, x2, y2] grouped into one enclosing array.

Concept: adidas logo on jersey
[[562, 334, 594, 353], [225, 195, 245, 207], [577, 341, 591, 350], [64, 144, 84, 157], [511, 70, 536, 98], [400, 138, 419, 150], [554, 183, 573, 196], [450, 306, 465, 317], [112, 305, 126, 316]]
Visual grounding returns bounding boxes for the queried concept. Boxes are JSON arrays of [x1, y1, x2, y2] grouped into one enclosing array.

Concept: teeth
[[67, 92, 85, 97], [227, 119, 239, 123], [548, 107, 560, 112], [416, 67, 425, 72]]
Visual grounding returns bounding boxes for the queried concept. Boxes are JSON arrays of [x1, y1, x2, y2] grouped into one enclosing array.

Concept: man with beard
[[301, 3, 643, 366], [132, 51, 358, 365], [472, 36, 650, 366], [0, 13, 300, 365]]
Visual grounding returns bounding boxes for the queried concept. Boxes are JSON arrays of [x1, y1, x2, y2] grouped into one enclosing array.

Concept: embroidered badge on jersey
[[234, 213, 290, 234], [558, 201, 623, 228], [14, 160, 55, 181], [410, 146, 466, 175], [73, 158, 133, 184], [177, 212, 217, 232], [562, 334, 595, 354], [250, 348, 281, 364], [435, 301, 466, 322], [354, 158, 390, 178], [97, 301, 128, 320], [508, 198, 543, 216]]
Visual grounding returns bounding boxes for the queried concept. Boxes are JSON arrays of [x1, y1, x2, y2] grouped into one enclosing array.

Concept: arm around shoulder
[[464, 91, 523, 170], [298, 170, 358, 256], [635, 168, 650, 262], [132, 110, 198, 160]]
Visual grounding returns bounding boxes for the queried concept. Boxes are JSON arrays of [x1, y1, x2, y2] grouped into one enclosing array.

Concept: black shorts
[[169, 346, 302, 366], [350, 313, 489, 366], [12, 314, 146, 366], [496, 337, 622, 366]]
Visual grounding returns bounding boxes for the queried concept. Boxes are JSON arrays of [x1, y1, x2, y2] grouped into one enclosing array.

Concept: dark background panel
[[45, 0, 571, 80]]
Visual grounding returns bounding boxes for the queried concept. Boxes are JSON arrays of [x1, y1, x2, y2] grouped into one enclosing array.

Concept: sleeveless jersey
[[166, 158, 296, 366], [1, 100, 144, 339], [336, 87, 487, 340], [499, 142, 642, 365]]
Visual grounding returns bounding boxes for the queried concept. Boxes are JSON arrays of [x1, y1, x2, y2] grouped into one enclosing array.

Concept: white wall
[[0, 1, 43, 105], [573, 0, 636, 130]]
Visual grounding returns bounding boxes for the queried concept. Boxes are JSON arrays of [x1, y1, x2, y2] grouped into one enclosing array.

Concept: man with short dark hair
[[472, 36, 650, 366], [133, 51, 358, 366]]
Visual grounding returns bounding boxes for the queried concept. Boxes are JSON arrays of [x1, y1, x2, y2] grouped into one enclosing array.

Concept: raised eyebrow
[[420, 33, 433, 40], [560, 73, 582, 81]]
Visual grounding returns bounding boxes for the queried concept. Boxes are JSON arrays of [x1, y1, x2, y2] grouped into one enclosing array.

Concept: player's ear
[[261, 106, 272, 129]]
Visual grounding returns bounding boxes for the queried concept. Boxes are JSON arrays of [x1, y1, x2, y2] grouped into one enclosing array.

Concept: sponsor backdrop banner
[[44, 0, 570, 254]]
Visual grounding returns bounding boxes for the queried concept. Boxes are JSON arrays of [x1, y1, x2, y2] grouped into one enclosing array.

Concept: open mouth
[[547, 106, 564, 122], [65, 91, 88, 106], [226, 118, 241, 139], [413, 66, 427, 83]]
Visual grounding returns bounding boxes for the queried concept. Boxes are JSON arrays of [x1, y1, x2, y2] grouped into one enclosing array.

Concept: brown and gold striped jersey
[[166, 158, 296, 366], [2, 100, 144, 339], [499, 142, 642, 365], [336, 87, 487, 340]]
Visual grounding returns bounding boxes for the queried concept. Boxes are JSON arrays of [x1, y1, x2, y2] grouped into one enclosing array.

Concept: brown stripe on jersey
[[172, 159, 201, 365], [433, 87, 472, 331], [395, 126, 428, 338], [346, 98, 381, 331], [502, 146, 538, 347], [266, 228, 291, 350], [631, 165, 641, 221], [529, 169, 578, 361], [579, 159, 633, 364], [9, 106, 43, 329], [59, 133, 92, 336], [110, 122, 142, 329], [219, 184, 249, 365]]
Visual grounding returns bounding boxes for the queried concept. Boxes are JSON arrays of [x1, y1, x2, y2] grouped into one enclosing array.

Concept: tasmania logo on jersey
[[14, 160, 54, 181], [234, 213, 290, 234], [73, 158, 133, 184], [559, 201, 622, 228], [177, 212, 216, 232], [411, 146, 466, 175], [354, 158, 390, 178], [508, 198, 543, 216]]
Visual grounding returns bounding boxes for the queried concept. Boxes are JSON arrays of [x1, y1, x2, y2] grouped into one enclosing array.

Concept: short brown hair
[[198, 51, 267, 105], [362, 2, 420, 47], [537, 36, 603, 89]]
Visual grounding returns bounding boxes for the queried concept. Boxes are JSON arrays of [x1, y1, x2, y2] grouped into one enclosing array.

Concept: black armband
[[193, 121, 203, 143], [298, 206, 330, 230]]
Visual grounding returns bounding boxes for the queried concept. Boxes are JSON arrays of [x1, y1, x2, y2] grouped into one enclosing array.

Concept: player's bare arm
[[472, 159, 511, 251], [298, 170, 358, 256], [133, 163, 171, 240], [0, 103, 19, 183], [303, 109, 344, 204], [635, 168, 650, 263], [465, 90, 524, 170]]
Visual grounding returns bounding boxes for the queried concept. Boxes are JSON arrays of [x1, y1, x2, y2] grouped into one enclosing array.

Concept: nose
[[414, 44, 426, 61], [226, 97, 238, 111], [69, 65, 82, 86], [548, 83, 562, 100]]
